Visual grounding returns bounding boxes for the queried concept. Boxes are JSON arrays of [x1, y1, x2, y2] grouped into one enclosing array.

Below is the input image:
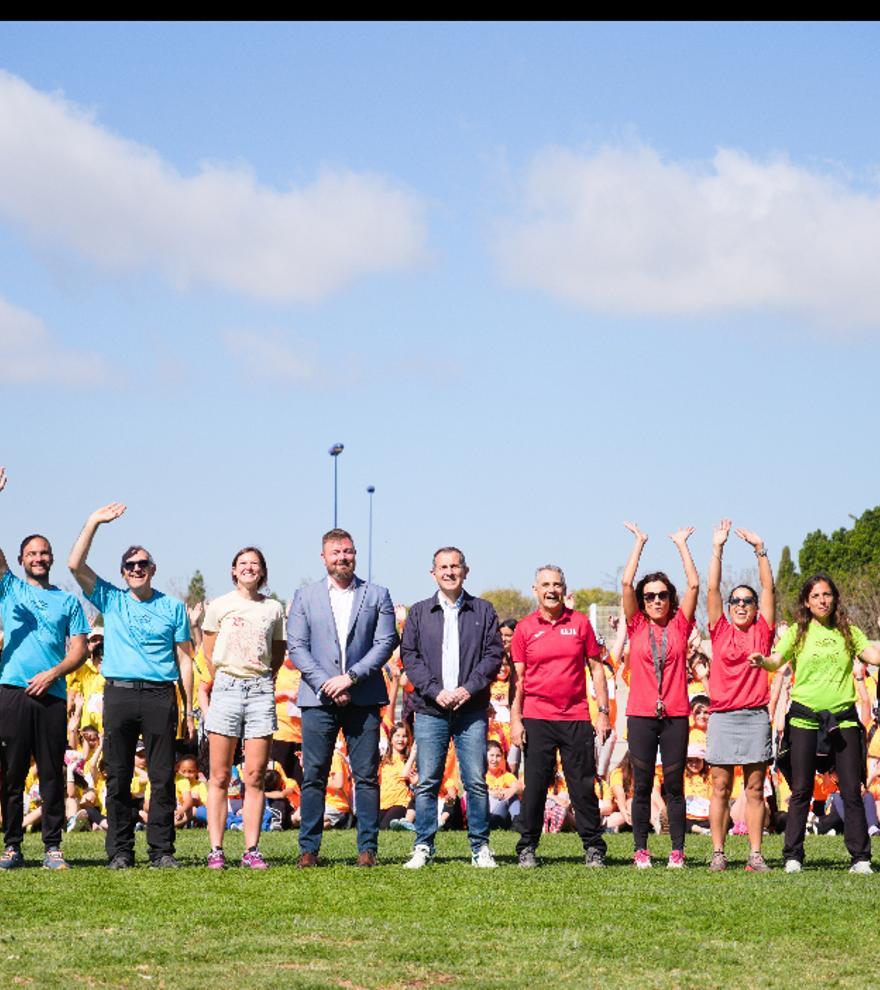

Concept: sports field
[[0, 831, 872, 990]]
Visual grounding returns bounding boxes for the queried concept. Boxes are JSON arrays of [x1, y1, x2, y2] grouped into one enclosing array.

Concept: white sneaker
[[784, 859, 802, 873], [471, 844, 497, 869], [403, 844, 433, 870], [849, 860, 873, 875]]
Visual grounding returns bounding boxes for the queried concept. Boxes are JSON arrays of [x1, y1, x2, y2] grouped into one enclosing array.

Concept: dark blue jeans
[[413, 709, 490, 854], [300, 704, 381, 855]]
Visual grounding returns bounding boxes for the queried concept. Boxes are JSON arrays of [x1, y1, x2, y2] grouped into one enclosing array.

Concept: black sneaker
[[149, 854, 180, 869], [518, 847, 538, 869], [584, 847, 606, 868], [107, 854, 134, 870]]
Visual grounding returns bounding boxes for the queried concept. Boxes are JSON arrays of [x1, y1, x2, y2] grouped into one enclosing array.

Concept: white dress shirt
[[328, 578, 355, 671], [439, 591, 463, 692]]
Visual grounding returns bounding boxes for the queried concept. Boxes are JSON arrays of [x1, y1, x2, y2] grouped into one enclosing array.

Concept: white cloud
[[222, 330, 321, 383], [495, 144, 880, 325], [0, 71, 426, 302], [0, 295, 111, 386]]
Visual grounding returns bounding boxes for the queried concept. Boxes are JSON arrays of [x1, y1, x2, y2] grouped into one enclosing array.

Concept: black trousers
[[103, 681, 178, 862], [0, 686, 67, 849], [783, 725, 870, 865], [627, 715, 689, 852], [515, 718, 605, 855]]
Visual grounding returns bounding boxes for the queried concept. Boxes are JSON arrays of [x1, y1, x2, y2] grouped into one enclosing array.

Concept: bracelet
[[755, 548, 768, 558], [185, 710, 195, 716]]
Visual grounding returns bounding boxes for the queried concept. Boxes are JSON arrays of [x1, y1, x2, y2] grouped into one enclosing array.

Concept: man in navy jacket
[[400, 547, 503, 868]]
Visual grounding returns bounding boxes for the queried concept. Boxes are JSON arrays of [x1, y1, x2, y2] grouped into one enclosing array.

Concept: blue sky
[[1, 22, 879, 606]]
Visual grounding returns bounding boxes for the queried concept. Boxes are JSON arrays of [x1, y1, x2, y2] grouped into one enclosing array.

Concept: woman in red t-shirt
[[705, 519, 775, 873], [621, 521, 699, 869]]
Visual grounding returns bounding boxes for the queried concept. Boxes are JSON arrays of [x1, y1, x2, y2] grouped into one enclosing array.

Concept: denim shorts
[[204, 671, 277, 739]]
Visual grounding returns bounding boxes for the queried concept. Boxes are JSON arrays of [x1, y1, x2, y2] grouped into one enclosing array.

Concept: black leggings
[[783, 725, 869, 865], [627, 715, 688, 852]]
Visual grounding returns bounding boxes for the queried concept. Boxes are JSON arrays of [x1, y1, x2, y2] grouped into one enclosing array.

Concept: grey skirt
[[705, 707, 771, 766]]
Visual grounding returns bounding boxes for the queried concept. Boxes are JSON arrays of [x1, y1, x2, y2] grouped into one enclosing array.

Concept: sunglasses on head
[[728, 595, 757, 607], [643, 591, 669, 602], [122, 558, 152, 572]]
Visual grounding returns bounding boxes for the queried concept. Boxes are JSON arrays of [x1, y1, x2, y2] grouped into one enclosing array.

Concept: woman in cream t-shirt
[[202, 547, 285, 870]]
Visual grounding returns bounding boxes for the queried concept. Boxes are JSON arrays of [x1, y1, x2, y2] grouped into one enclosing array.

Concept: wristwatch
[[347, 670, 359, 686], [597, 705, 610, 715]]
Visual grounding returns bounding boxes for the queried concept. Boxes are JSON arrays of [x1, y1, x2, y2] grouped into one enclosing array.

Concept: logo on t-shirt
[[532, 631, 546, 640], [559, 628, 577, 637]]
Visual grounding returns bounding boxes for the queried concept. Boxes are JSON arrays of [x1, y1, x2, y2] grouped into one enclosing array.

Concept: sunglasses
[[643, 591, 669, 603], [728, 596, 757, 607], [122, 559, 152, 572]]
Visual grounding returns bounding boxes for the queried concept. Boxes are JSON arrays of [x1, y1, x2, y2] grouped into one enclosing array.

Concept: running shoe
[[633, 849, 652, 869], [584, 847, 606, 868], [149, 854, 180, 869], [0, 847, 24, 870], [241, 848, 268, 870], [471, 844, 497, 869], [849, 860, 873, 875], [517, 847, 538, 869], [708, 850, 727, 872], [404, 844, 433, 870], [745, 851, 769, 872], [784, 859, 802, 873], [207, 848, 226, 870], [667, 850, 685, 869], [42, 848, 69, 871]]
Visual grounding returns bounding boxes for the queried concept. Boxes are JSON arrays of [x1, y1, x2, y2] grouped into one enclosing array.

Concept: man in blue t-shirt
[[69, 501, 193, 870], [0, 467, 89, 871]]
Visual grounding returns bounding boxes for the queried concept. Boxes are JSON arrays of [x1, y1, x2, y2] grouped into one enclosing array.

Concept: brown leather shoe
[[297, 852, 319, 869], [356, 850, 377, 868]]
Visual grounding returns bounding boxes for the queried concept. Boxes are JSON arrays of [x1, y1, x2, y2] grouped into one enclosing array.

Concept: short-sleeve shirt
[[625, 609, 694, 718], [86, 577, 189, 682], [708, 614, 773, 713], [0, 570, 89, 699], [511, 608, 601, 721], [774, 620, 869, 730], [202, 590, 285, 678]]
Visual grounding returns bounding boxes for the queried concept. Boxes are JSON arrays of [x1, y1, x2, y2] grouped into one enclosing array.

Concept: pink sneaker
[[207, 848, 226, 870], [241, 848, 269, 870], [667, 850, 685, 869], [633, 849, 652, 869]]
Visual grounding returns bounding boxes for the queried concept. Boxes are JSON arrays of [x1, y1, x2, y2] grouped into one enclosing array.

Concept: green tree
[[571, 587, 620, 612], [775, 545, 800, 622], [480, 587, 533, 621], [185, 570, 206, 607]]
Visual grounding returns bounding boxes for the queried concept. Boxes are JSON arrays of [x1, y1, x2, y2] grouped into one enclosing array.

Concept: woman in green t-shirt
[[751, 573, 880, 874]]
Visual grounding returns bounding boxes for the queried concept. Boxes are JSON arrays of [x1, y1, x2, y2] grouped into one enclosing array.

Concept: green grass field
[[0, 831, 873, 989]]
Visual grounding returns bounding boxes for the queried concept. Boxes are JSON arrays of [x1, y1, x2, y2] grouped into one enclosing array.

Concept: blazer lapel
[[346, 578, 367, 640]]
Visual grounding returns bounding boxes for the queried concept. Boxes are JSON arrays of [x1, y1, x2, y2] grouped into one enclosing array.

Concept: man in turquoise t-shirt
[[0, 468, 89, 871], [68, 501, 193, 870]]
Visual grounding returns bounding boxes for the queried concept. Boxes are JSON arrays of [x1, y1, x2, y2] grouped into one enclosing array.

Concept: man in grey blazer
[[287, 528, 398, 867]]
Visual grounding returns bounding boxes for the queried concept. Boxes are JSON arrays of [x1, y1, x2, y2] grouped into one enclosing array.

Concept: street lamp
[[366, 485, 375, 582], [328, 443, 344, 527]]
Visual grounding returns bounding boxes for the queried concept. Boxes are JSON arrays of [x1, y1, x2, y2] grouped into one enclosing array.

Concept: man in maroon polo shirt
[[510, 564, 611, 868]]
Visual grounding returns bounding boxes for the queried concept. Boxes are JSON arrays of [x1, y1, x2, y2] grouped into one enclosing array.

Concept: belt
[[105, 678, 174, 690]]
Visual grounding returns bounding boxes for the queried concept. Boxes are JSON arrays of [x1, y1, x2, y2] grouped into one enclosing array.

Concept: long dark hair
[[635, 571, 679, 618], [794, 573, 855, 658]]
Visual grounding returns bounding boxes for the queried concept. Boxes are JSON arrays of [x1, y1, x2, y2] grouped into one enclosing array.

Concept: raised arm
[[707, 519, 730, 629], [68, 503, 127, 595], [621, 522, 648, 623], [0, 466, 8, 576], [735, 528, 775, 627], [670, 527, 699, 622]]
